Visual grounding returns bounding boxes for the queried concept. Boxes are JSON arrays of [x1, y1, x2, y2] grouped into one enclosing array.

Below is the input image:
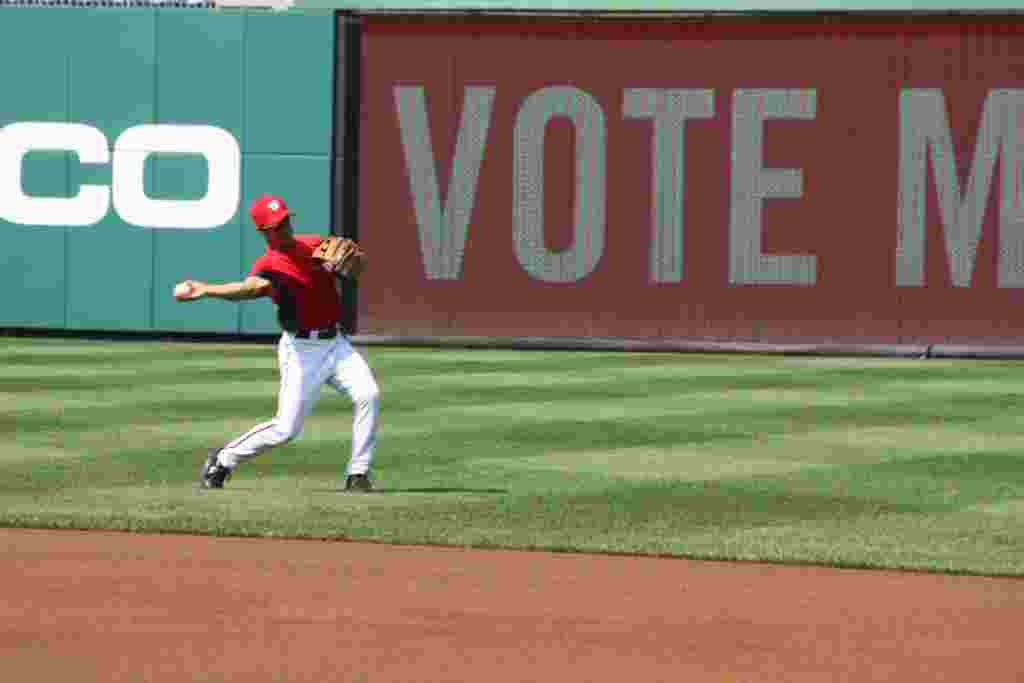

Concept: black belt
[[294, 327, 339, 340]]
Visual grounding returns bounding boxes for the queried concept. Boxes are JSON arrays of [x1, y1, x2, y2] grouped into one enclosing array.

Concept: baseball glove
[[312, 236, 367, 279]]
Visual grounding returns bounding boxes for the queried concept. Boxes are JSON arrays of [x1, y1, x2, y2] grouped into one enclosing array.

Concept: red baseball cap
[[249, 195, 293, 230]]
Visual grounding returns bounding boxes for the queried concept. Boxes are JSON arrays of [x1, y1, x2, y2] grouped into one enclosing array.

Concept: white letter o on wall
[[113, 124, 240, 229]]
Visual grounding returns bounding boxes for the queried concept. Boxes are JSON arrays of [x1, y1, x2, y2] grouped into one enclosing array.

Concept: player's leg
[[326, 338, 380, 485], [208, 335, 328, 478]]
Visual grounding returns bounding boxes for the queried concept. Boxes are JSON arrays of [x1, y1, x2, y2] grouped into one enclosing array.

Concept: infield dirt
[[2, 528, 1021, 682]]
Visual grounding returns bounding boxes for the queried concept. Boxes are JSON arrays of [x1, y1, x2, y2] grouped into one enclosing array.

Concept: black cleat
[[199, 449, 232, 490], [343, 473, 373, 493]]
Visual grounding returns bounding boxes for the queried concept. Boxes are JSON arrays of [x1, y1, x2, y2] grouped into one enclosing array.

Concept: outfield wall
[[359, 14, 1024, 346], [0, 7, 336, 335], [5, 8, 1024, 349]]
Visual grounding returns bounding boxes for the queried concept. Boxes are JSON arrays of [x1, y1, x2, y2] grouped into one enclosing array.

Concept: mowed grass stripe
[[10, 340, 1020, 407], [358, 348, 790, 377], [500, 447, 1024, 514], [667, 511, 1023, 573], [0, 382, 278, 415], [379, 366, 1021, 402], [386, 394, 1012, 456], [510, 427, 1024, 495], [6, 395, 1020, 465], [5, 377, 1020, 468], [9, 374, 1017, 435], [0, 349, 269, 370], [7, 388, 1014, 445], [2, 357, 276, 391], [6, 338, 1022, 380], [2, 356, 274, 378]]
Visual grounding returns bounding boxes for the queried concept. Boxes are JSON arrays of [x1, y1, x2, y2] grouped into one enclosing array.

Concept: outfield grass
[[2, 337, 1023, 576]]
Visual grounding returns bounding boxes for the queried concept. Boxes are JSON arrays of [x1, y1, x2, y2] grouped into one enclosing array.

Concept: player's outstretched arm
[[174, 276, 272, 302]]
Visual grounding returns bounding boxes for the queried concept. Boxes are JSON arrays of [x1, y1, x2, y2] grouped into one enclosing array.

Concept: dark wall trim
[[348, 335, 1024, 361], [337, 13, 363, 240], [8, 327, 1024, 360], [332, 11, 364, 334], [0, 328, 278, 346]]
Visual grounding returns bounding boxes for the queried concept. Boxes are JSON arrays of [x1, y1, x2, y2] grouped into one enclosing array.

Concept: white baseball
[[174, 282, 193, 299]]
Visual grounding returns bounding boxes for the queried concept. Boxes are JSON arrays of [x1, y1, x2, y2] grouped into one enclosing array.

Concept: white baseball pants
[[216, 331, 380, 476]]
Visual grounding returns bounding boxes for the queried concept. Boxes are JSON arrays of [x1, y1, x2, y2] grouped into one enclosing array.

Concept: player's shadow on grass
[[374, 487, 508, 495], [312, 487, 508, 495]]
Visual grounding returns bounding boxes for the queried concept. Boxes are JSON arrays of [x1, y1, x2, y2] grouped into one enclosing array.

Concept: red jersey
[[249, 234, 344, 332]]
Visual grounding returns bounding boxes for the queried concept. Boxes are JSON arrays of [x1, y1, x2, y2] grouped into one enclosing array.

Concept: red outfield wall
[[358, 17, 1024, 344]]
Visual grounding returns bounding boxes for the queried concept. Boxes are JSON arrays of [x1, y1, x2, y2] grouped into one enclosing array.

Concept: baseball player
[[175, 195, 380, 492]]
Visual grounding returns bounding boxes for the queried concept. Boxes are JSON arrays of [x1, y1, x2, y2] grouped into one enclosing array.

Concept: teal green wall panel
[[63, 153, 151, 331], [242, 157, 333, 234], [239, 155, 333, 334], [0, 227, 67, 328], [243, 12, 334, 155], [63, 12, 156, 330], [151, 152, 243, 333], [156, 11, 244, 134], [65, 227, 155, 331], [20, 153, 71, 198], [0, 55, 67, 124], [0, 21, 68, 126], [0, 17, 69, 328], [152, 224, 243, 333], [9, 154, 70, 326], [152, 13, 247, 332], [65, 220, 155, 331], [69, 12, 157, 136], [1, 7, 334, 335], [150, 155, 209, 201]]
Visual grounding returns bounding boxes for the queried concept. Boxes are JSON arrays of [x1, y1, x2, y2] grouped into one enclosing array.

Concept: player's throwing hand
[[174, 280, 207, 301]]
